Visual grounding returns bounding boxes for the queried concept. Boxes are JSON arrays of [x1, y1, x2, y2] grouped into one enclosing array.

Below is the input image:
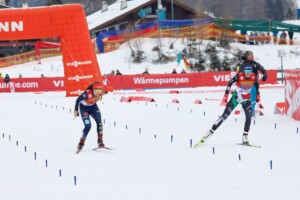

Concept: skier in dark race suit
[[239, 50, 268, 116], [74, 81, 105, 151], [195, 64, 259, 148]]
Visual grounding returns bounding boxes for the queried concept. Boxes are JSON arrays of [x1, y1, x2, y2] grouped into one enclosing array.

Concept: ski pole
[[205, 98, 222, 101]]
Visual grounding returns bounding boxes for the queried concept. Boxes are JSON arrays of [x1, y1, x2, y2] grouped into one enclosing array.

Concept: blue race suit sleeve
[[74, 91, 88, 112]]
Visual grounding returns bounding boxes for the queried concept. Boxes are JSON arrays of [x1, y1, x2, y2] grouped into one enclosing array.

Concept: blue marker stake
[[253, 120, 255, 125], [235, 118, 237, 123], [270, 160, 273, 170], [34, 152, 37, 160], [154, 134, 156, 139], [16, 141, 18, 146], [125, 125, 127, 130], [190, 109, 192, 114], [212, 147, 215, 155], [45, 160, 48, 168], [238, 154, 241, 161], [9, 135, 11, 141], [24, 146, 27, 152], [74, 176, 77, 186], [59, 169, 62, 177], [171, 135, 173, 143], [274, 123, 277, 129], [114, 121, 116, 127], [204, 111, 205, 116], [2, 133, 4, 138], [190, 139, 192, 148], [139, 128, 141, 134], [297, 127, 299, 134]]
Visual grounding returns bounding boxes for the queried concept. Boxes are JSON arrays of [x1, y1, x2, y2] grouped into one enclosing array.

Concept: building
[[87, 0, 209, 37]]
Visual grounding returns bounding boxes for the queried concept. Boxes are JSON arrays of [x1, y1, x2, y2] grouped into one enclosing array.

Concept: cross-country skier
[[239, 50, 268, 116], [195, 64, 259, 147], [74, 81, 105, 151]]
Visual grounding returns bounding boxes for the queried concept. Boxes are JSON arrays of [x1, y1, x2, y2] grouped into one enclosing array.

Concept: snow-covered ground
[[1, 84, 300, 200]]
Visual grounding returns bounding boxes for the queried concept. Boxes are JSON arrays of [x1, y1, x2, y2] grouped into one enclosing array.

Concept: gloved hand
[[256, 95, 261, 102], [262, 74, 267, 81], [74, 110, 79, 117], [222, 94, 228, 103]]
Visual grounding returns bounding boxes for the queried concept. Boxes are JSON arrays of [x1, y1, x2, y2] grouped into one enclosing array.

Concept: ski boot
[[77, 138, 85, 150], [242, 132, 249, 145], [97, 133, 105, 148], [194, 129, 214, 148]]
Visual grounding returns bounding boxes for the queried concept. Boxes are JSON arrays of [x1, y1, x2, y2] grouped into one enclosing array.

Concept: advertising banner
[[285, 70, 300, 121]]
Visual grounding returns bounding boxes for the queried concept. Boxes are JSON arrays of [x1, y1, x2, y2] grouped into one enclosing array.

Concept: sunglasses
[[94, 88, 103, 93]]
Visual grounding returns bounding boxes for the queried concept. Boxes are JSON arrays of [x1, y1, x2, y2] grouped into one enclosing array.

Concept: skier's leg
[[198, 92, 239, 145], [90, 104, 104, 147], [78, 105, 92, 149], [241, 100, 252, 144], [211, 92, 239, 132]]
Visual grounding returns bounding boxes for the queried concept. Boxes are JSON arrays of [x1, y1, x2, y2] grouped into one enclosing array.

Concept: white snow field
[[1, 84, 300, 200]]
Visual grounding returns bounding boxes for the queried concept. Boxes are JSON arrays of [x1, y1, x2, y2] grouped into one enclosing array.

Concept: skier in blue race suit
[[195, 64, 258, 147], [74, 81, 105, 151], [239, 51, 268, 116]]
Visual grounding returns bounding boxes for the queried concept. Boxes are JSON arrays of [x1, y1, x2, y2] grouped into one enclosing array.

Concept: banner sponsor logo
[[0, 21, 23, 32], [69, 90, 84, 95], [213, 72, 235, 82], [68, 75, 93, 82], [133, 77, 189, 85], [0, 82, 38, 88], [66, 60, 92, 67], [53, 80, 64, 87]]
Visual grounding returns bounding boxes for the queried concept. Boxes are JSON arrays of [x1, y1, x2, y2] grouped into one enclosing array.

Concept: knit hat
[[244, 64, 253, 73]]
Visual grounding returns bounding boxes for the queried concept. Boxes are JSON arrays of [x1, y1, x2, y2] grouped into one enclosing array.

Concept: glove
[[256, 95, 261, 102], [74, 110, 79, 117], [222, 94, 228, 103], [262, 74, 267, 81]]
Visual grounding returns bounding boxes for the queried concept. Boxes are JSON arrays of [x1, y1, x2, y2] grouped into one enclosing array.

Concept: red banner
[[285, 70, 300, 121], [0, 70, 277, 94], [0, 77, 64, 93], [105, 70, 278, 90]]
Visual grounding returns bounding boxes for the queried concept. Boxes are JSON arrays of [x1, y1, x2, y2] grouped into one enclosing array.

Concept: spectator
[[181, 69, 186, 74], [19, 74, 22, 78], [142, 68, 150, 75], [21, 42, 32, 53], [41, 74, 45, 78], [279, 32, 287, 45], [171, 68, 177, 74], [115, 70, 122, 75], [4, 74, 10, 84], [109, 70, 115, 75]]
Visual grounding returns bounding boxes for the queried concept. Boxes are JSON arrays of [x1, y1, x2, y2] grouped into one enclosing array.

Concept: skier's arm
[[255, 61, 268, 81], [74, 91, 88, 112], [225, 74, 238, 95]]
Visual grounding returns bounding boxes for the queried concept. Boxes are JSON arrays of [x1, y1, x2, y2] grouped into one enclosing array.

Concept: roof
[[87, 0, 155, 31], [86, 0, 209, 31]]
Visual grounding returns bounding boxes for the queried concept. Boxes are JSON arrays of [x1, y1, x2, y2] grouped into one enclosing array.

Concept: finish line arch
[[0, 4, 102, 96]]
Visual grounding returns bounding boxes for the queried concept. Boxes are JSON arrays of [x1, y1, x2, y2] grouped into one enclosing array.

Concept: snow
[[1, 14, 300, 200], [1, 82, 300, 200]]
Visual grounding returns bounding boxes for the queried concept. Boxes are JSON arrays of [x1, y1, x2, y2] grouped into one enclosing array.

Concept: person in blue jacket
[[74, 81, 105, 151]]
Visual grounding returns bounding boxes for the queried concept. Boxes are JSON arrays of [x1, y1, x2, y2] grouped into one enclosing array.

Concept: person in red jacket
[[195, 64, 258, 147], [74, 81, 105, 151]]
